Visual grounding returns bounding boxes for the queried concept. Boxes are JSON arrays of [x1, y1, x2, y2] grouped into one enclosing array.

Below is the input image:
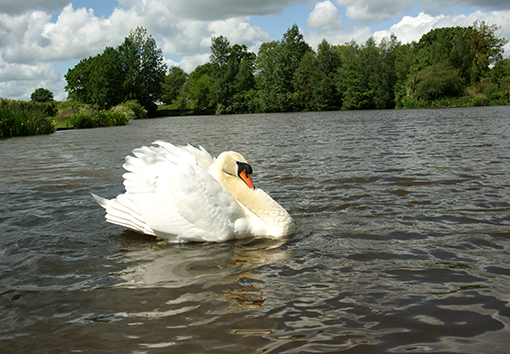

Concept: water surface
[[1, 107, 510, 353]]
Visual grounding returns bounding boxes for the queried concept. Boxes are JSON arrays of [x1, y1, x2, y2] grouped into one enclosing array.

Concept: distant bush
[[69, 107, 130, 129], [400, 95, 496, 109], [121, 100, 147, 119], [54, 101, 92, 128], [0, 99, 55, 138], [111, 104, 136, 120]]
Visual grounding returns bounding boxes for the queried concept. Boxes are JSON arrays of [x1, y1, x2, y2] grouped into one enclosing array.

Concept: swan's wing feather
[[122, 143, 243, 241], [152, 141, 214, 172], [92, 193, 156, 235]]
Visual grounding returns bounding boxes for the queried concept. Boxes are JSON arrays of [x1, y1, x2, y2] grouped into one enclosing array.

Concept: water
[[1, 107, 510, 353]]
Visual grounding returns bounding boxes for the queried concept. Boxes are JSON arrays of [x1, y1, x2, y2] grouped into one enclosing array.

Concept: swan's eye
[[236, 162, 253, 175], [236, 161, 255, 189]]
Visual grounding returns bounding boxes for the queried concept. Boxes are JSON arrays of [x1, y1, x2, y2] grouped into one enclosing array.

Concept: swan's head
[[217, 151, 255, 189]]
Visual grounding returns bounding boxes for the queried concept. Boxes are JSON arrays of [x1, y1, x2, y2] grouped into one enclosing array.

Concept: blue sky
[[1, 0, 510, 101]]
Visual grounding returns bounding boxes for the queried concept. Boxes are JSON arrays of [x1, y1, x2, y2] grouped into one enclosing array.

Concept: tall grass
[[68, 107, 130, 129], [398, 95, 500, 109], [0, 99, 55, 138]]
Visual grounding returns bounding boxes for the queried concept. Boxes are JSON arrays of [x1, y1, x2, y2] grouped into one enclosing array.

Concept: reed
[[69, 107, 130, 129], [0, 99, 55, 138]]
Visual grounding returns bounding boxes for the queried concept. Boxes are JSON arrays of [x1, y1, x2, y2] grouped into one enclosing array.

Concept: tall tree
[[209, 36, 256, 113], [469, 21, 508, 81], [183, 63, 215, 114], [258, 24, 311, 112], [117, 27, 167, 114], [294, 51, 319, 111], [161, 66, 188, 105], [65, 27, 166, 115], [89, 47, 125, 107], [65, 56, 95, 104], [255, 40, 281, 112], [314, 39, 342, 110]]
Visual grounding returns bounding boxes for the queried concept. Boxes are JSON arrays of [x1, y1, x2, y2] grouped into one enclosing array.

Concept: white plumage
[[92, 141, 295, 242]]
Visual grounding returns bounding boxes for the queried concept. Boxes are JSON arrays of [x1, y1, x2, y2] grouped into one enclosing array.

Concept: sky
[[1, 0, 510, 101]]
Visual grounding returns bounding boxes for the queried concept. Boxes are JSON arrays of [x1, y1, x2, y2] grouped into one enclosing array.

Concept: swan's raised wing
[[122, 142, 243, 242]]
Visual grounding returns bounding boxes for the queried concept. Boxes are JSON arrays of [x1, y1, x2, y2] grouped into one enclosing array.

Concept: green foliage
[[183, 63, 215, 114], [336, 37, 398, 110], [68, 107, 130, 129], [31, 88, 54, 102], [120, 100, 148, 119], [400, 95, 492, 109], [470, 21, 508, 81], [65, 26, 166, 115], [118, 27, 167, 115], [255, 24, 312, 112], [0, 99, 56, 138], [293, 51, 319, 111], [65, 22, 510, 117], [161, 66, 188, 105], [111, 104, 136, 120], [407, 63, 465, 101], [208, 36, 256, 113], [485, 58, 510, 100]]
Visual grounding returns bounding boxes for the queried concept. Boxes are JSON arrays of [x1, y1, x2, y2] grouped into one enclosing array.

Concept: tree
[[161, 66, 188, 105], [293, 51, 319, 111], [255, 40, 281, 112], [375, 34, 400, 109], [65, 49, 125, 108], [210, 35, 231, 66], [117, 27, 167, 114], [89, 47, 125, 107], [30, 88, 54, 102], [208, 36, 256, 113], [65, 27, 167, 115], [394, 42, 418, 107], [486, 58, 510, 100], [469, 21, 508, 81], [407, 63, 465, 101], [65, 56, 95, 104], [183, 63, 215, 114], [257, 24, 312, 112], [337, 39, 377, 110], [314, 39, 342, 110]]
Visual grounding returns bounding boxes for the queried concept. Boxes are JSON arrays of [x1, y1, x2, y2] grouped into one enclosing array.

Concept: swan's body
[[92, 141, 295, 242]]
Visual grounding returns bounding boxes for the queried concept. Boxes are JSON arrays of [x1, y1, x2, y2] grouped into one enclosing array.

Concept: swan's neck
[[219, 174, 294, 235]]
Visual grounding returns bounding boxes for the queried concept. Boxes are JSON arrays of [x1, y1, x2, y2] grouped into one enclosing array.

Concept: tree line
[[65, 22, 510, 116]]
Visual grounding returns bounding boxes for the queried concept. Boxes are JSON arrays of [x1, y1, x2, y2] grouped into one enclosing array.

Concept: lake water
[[1, 107, 510, 353]]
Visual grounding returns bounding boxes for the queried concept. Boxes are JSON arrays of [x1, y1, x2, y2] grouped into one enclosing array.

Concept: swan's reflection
[[113, 233, 291, 309]]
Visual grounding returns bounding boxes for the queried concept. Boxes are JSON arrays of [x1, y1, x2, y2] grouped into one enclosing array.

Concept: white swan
[[92, 141, 295, 242]]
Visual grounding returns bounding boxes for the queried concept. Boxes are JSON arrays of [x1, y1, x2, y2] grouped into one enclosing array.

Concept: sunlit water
[[1, 107, 510, 353]]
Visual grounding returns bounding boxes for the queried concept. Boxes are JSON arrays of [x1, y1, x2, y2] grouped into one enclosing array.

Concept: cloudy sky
[[1, 0, 510, 101]]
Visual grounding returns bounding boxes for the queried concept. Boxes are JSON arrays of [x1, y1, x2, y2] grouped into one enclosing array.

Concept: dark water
[[1, 107, 510, 353]]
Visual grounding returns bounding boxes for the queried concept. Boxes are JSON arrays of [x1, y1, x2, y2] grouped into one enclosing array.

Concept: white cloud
[[0, 0, 69, 15], [335, 0, 412, 23], [207, 18, 271, 46], [118, 0, 310, 21], [304, 25, 373, 50], [307, 1, 343, 30], [373, 9, 510, 55], [0, 1, 277, 100]]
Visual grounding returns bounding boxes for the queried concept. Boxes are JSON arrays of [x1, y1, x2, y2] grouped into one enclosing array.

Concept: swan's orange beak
[[239, 169, 255, 189]]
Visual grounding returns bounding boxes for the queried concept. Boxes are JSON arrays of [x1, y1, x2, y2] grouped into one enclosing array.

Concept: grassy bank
[[1, 99, 147, 138], [156, 104, 193, 117], [0, 99, 56, 138], [398, 95, 510, 109]]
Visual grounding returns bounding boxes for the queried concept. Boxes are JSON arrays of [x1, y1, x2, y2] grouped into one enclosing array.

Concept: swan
[[92, 141, 295, 242]]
